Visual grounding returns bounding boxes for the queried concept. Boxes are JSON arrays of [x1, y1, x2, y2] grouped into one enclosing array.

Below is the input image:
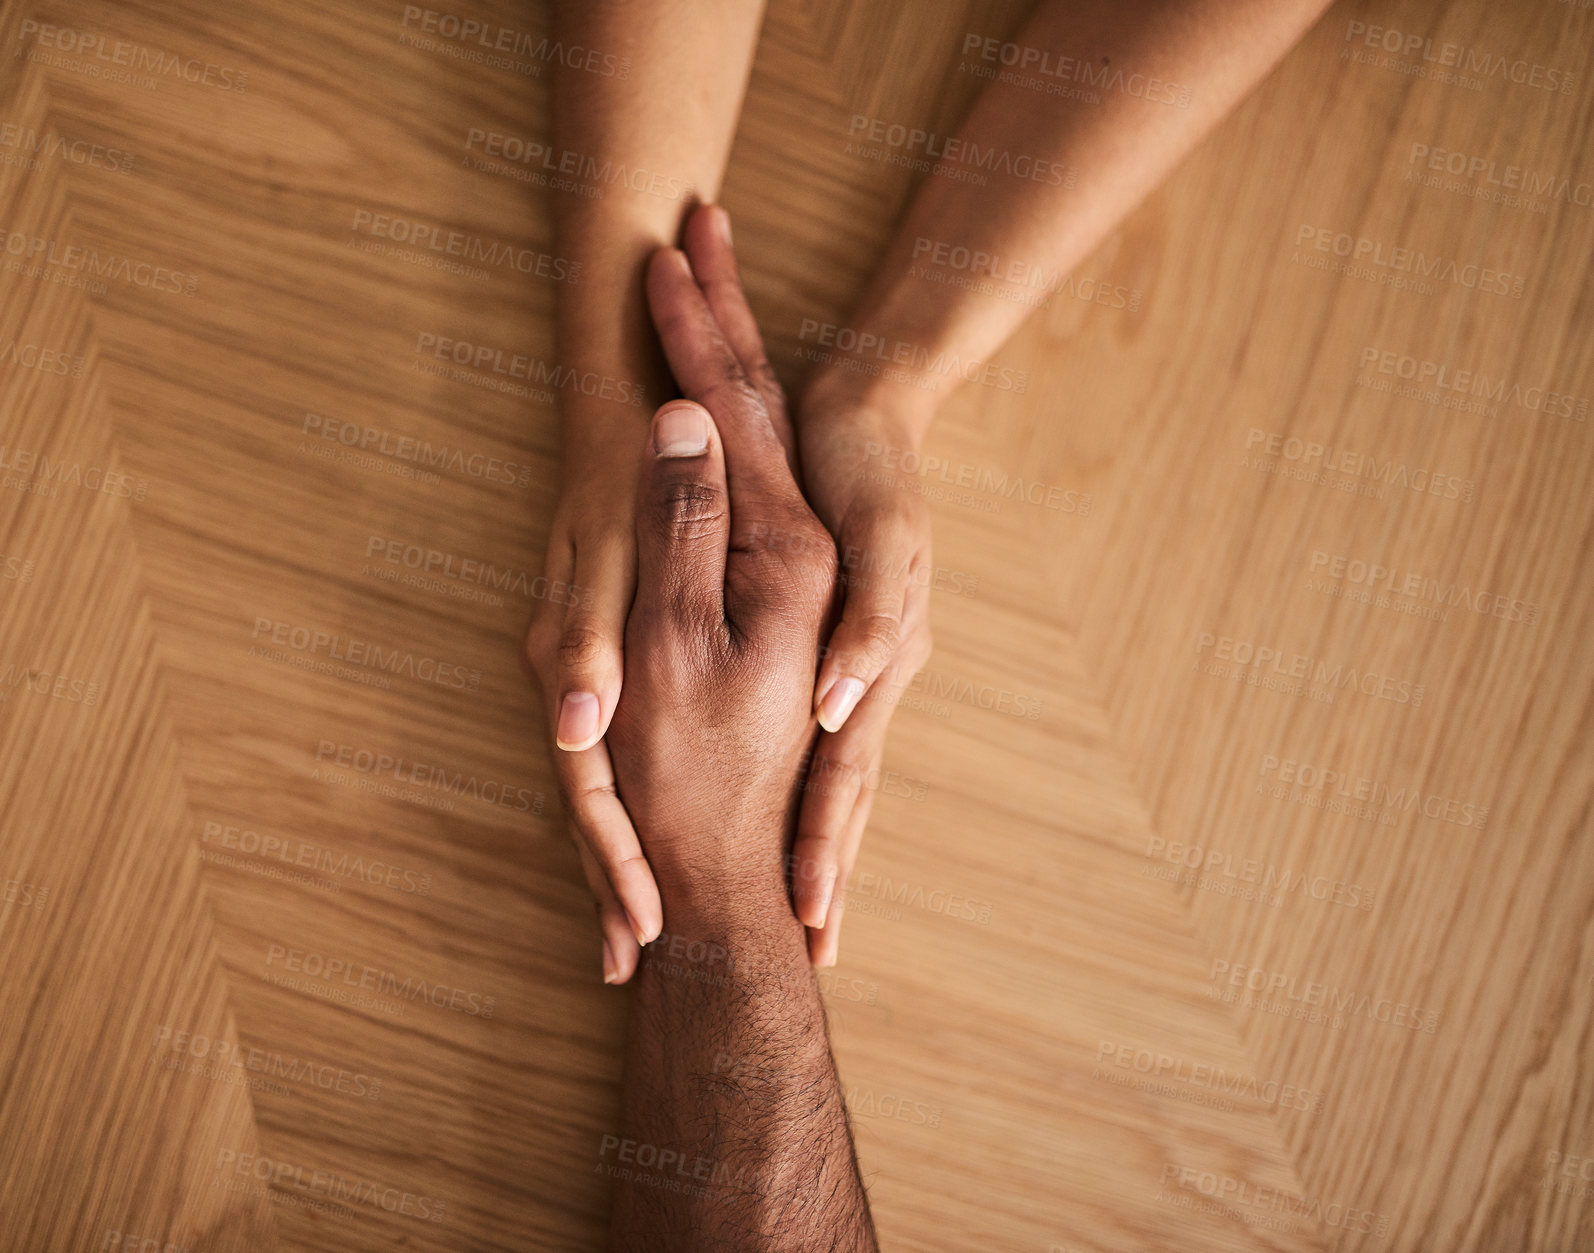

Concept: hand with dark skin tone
[[600, 231, 875, 1252]]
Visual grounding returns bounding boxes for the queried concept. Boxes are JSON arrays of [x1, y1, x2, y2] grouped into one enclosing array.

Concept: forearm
[[554, 0, 765, 464], [805, 0, 1332, 441], [609, 874, 876, 1252]]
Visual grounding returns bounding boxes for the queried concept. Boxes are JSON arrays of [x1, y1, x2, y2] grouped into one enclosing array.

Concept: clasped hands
[[525, 205, 933, 980]]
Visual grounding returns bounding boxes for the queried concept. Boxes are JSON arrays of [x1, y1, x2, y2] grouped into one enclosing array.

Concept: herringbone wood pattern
[[1, 1, 1591, 1250]]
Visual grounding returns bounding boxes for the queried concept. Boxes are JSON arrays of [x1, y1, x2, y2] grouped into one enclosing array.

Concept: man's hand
[[607, 228, 835, 913], [602, 230, 876, 1253]]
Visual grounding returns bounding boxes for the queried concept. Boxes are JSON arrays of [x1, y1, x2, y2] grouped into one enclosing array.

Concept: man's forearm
[[608, 873, 876, 1252], [554, 0, 765, 461], [806, 0, 1333, 437]]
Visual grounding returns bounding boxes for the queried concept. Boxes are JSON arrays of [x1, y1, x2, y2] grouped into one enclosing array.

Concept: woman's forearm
[[806, 0, 1333, 440], [553, 0, 766, 466]]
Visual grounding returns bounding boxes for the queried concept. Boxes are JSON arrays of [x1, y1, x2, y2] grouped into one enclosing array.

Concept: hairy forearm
[[806, 0, 1332, 437], [608, 877, 876, 1252], [553, 0, 765, 463]]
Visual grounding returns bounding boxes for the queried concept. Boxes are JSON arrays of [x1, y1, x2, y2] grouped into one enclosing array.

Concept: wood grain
[[1, 0, 1590, 1250]]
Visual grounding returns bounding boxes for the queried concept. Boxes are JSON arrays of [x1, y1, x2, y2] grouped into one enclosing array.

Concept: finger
[[523, 526, 575, 682], [551, 533, 631, 752], [806, 785, 876, 968], [634, 399, 730, 627], [680, 205, 797, 471], [815, 547, 917, 733], [790, 733, 863, 930], [792, 646, 901, 928], [646, 247, 800, 522], [575, 837, 641, 985], [556, 737, 662, 949]]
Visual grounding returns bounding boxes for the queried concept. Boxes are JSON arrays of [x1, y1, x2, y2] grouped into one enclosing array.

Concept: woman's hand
[[523, 204, 795, 986], [789, 377, 936, 966], [525, 439, 663, 987]]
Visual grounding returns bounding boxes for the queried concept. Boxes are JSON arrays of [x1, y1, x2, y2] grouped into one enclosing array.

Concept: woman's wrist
[[800, 366, 939, 451]]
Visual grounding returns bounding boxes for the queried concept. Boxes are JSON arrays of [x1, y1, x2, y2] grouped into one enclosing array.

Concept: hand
[[524, 427, 664, 985], [788, 376, 936, 965], [606, 231, 837, 918], [524, 206, 801, 983]]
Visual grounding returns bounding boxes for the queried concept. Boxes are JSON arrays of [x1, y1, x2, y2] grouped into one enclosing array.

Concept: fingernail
[[602, 938, 619, 984], [817, 677, 866, 732], [654, 404, 709, 458], [626, 906, 655, 947], [799, 871, 835, 930], [713, 206, 732, 247], [556, 691, 601, 750]]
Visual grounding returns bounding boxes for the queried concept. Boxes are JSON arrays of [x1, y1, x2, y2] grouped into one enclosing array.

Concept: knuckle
[[768, 515, 837, 596], [702, 374, 765, 415], [656, 479, 725, 541], [850, 611, 902, 662], [556, 623, 610, 674]]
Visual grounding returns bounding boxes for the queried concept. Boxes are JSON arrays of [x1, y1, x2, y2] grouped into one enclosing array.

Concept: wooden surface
[[2, 0, 1592, 1249]]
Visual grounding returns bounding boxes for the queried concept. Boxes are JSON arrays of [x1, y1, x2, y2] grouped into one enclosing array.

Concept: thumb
[[633, 400, 730, 625]]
